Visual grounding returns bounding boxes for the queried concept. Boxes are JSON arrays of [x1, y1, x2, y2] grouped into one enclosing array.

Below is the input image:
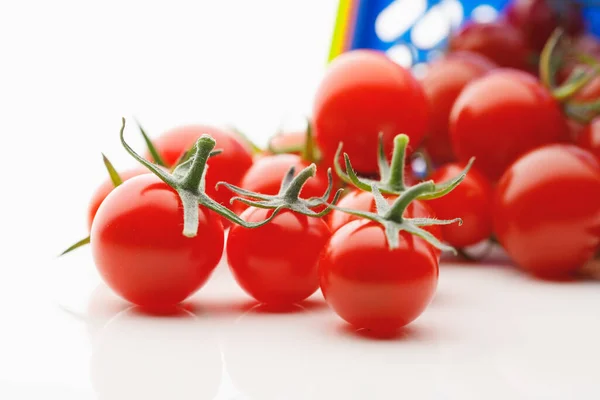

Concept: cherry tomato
[[328, 190, 441, 245], [313, 50, 428, 174], [577, 118, 600, 160], [236, 153, 331, 211], [505, 0, 584, 51], [320, 220, 439, 332], [421, 52, 497, 165], [267, 130, 307, 155], [91, 174, 224, 307], [494, 144, 600, 278], [426, 163, 493, 248], [450, 69, 568, 181], [148, 125, 253, 217], [87, 167, 148, 230], [449, 22, 531, 71], [227, 208, 331, 305]]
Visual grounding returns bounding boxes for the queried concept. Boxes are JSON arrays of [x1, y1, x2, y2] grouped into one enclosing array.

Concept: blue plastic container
[[329, 0, 600, 66]]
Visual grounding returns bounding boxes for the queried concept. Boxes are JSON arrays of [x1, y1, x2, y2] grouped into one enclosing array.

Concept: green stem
[[102, 154, 123, 187], [387, 134, 408, 192], [385, 181, 435, 222], [284, 164, 316, 202], [301, 120, 317, 163], [179, 137, 214, 193]]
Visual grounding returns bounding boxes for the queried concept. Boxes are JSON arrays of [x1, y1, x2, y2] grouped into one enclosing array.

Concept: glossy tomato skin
[[91, 174, 224, 307], [449, 22, 531, 71], [427, 163, 493, 248], [227, 208, 331, 305], [421, 52, 497, 165], [450, 69, 568, 181], [328, 191, 441, 247], [237, 153, 330, 211], [494, 144, 600, 278], [87, 168, 148, 231], [313, 50, 428, 174], [320, 220, 439, 332], [148, 125, 253, 216], [577, 118, 600, 160], [506, 0, 584, 51]]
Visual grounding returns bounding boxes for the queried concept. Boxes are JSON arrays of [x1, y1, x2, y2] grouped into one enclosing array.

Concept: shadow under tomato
[[128, 304, 193, 318], [245, 303, 307, 315], [336, 323, 425, 342], [297, 298, 329, 312]]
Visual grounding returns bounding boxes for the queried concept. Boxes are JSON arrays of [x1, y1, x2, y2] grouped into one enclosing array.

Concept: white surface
[[2, 1, 600, 399], [2, 250, 600, 400]]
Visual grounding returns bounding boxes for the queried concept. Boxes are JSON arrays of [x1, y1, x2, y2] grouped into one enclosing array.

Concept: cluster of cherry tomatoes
[[64, 0, 600, 334]]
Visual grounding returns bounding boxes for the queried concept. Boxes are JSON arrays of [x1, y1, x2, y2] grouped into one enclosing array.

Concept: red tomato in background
[[320, 220, 439, 333], [577, 118, 600, 160], [505, 0, 584, 51], [236, 153, 331, 212], [494, 144, 600, 278], [91, 174, 224, 307], [227, 208, 331, 305], [328, 191, 441, 252], [87, 168, 148, 231], [147, 125, 253, 218], [449, 22, 531, 71], [313, 50, 428, 174], [450, 69, 568, 181], [421, 52, 497, 165], [267, 130, 307, 155], [426, 164, 493, 248]]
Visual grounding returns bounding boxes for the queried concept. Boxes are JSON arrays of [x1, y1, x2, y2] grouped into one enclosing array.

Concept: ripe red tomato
[[91, 174, 224, 307], [421, 52, 497, 165], [87, 167, 148, 230], [313, 50, 428, 174], [450, 69, 568, 181], [236, 153, 330, 211], [227, 208, 331, 305], [426, 163, 493, 248], [494, 144, 600, 278], [148, 125, 253, 214], [449, 22, 531, 71], [505, 0, 584, 51], [267, 130, 307, 155], [577, 118, 600, 159], [328, 190, 440, 243], [320, 220, 439, 332]]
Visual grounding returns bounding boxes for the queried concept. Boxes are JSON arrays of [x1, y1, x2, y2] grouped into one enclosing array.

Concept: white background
[[2, 1, 600, 399]]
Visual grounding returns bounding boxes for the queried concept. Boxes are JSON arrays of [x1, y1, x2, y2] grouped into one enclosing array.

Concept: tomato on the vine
[[450, 69, 568, 181], [147, 125, 253, 213], [87, 167, 147, 230], [505, 0, 584, 52], [227, 208, 331, 305], [421, 52, 497, 165], [577, 118, 600, 160], [426, 163, 493, 248], [319, 220, 439, 332], [267, 130, 307, 155], [236, 153, 331, 212], [494, 144, 600, 278], [328, 190, 440, 243], [91, 174, 224, 307], [449, 22, 532, 71], [313, 50, 428, 174]]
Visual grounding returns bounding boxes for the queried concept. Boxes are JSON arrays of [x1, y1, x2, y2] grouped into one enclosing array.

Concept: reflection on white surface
[[90, 305, 222, 400]]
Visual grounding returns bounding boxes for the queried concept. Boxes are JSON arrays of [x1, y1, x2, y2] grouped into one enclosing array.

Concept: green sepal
[[60, 236, 91, 256], [334, 133, 474, 199], [120, 118, 281, 237], [134, 118, 167, 167], [217, 165, 343, 218], [102, 153, 123, 187], [328, 184, 460, 252]]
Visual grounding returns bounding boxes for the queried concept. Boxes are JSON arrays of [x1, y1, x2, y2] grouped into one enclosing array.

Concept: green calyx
[[331, 184, 461, 252], [540, 28, 600, 123], [335, 132, 474, 199], [120, 118, 280, 237], [267, 119, 322, 163], [217, 165, 343, 218]]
